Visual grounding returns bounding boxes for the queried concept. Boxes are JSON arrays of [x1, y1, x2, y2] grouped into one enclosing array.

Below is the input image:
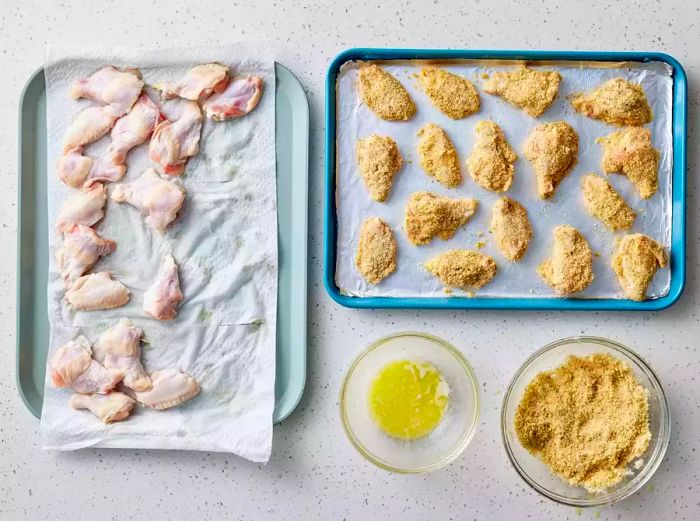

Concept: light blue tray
[[17, 63, 308, 423], [324, 48, 687, 311]]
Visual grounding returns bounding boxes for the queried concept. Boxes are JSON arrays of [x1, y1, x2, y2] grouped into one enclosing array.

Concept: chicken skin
[[143, 255, 183, 320], [524, 121, 579, 199], [156, 63, 229, 101], [56, 224, 116, 288], [105, 94, 161, 166], [135, 369, 200, 410], [490, 197, 532, 261], [57, 147, 93, 188], [612, 234, 667, 301], [483, 67, 561, 117], [55, 183, 107, 233], [570, 78, 652, 126], [355, 134, 403, 202], [69, 65, 143, 117], [357, 64, 416, 121], [69, 392, 135, 424], [424, 250, 497, 289], [417, 66, 480, 119], [149, 101, 203, 176], [597, 127, 659, 199], [537, 225, 594, 295], [63, 105, 118, 153], [355, 217, 397, 285], [65, 272, 130, 311], [416, 123, 462, 188], [50, 336, 123, 394], [466, 120, 517, 192], [203, 76, 264, 120], [405, 191, 478, 246], [581, 173, 635, 231], [93, 319, 151, 392]]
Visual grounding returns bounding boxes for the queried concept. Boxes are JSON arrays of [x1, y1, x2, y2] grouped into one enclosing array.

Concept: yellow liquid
[[368, 359, 449, 440]]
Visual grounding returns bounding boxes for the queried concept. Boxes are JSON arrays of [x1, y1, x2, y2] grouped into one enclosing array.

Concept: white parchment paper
[[335, 60, 673, 299], [41, 44, 277, 462]]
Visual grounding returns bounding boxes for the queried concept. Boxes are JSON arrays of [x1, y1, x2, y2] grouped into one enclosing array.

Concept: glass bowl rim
[[339, 330, 481, 474], [500, 335, 671, 507]]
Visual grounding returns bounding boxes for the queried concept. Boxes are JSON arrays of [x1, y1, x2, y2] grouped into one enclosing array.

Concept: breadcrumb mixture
[[355, 217, 397, 284], [581, 173, 635, 231], [357, 63, 416, 121], [404, 191, 478, 246], [515, 353, 651, 492], [524, 121, 579, 199], [424, 249, 497, 289], [597, 127, 659, 199], [490, 196, 532, 261], [355, 134, 403, 202], [612, 233, 667, 301], [570, 77, 652, 126], [537, 224, 594, 294], [417, 66, 480, 119], [483, 67, 562, 117], [466, 120, 517, 193], [416, 123, 462, 188]]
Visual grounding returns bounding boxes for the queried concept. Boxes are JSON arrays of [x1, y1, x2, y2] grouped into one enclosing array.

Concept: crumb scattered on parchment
[[490, 196, 532, 261], [581, 173, 635, 231], [537, 224, 594, 294], [424, 249, 496, 289], [483, 67, 561, 117], [357, 63, 416, 121], [570, 77, 652, 126], [417, 66, 480, 119], [466, 120, 517, 192], [475, 240, 486, 249], [612, 233, 667, 301], [597, 127, 659, 199], [416, 123, 462, 188], [355, 134, 403, 202], [524, 121, 579, 199], [355, 217, 397, 284], [405, 191, 478, 246]]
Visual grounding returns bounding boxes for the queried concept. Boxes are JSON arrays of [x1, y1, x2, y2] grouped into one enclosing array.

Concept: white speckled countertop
[[1, 1, 698, 519]]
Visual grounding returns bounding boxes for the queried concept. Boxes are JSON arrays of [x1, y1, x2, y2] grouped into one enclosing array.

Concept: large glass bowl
[[501, 336, 670, 507]]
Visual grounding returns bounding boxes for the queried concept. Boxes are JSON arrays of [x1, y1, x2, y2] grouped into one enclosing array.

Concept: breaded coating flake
[[405, 191, 478, 246], [570, 78, 652, 126], [425, 250, 497, 289], [416, 123, 462, 188], [355, 134, 403, 202], [467, 120, 517, 192], [538, 225, 594, 294], [355, 217, 398, 284], [483, 67, 562, 117], [597, 127, 659, 199], [417, 66, 480, 119], [612, 234, 667, 301], [524, 121, 579, 199], [490, 197, 532, 261], [581, 173, 635, 231], [357, 64, 416, 121]]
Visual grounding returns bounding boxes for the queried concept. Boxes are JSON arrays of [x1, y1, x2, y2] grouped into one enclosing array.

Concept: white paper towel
[[41, 44, 277, 462]]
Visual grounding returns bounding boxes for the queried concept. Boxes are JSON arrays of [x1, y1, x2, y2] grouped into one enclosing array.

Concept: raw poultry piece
[[105, 94, 162, 165], [416, 123, 462, 188], [156, 63, 229, 101], [56, 224, 116, 287], [55, 183, 107, 233], [355, 217, 397, 284], [466, 120, 517, 192], [570, 78, 652, 126], [149, 101, 203, 176], [69, 392, 135, 424], [581, 173, 635, 231], [203, 75, 264, 120], [93, 319, 151, 392], [490, 197, 532, 261], [424, 250, 497, 289], [357, 63, 416, 121], [65, 272, 130, 311], [537, 225, 594, 295], [63, 105, 118, 153], [597, 127, 659, 199], [483, 67, 562, 117], [405, 191, 478, 246], [69, 65, 144, 117], [417, 66, 480, 119], [111, 168, 185, 232], [135, 369, 200, 410], [50, 336, 123, 394], [143, 255, 183, 320], [612, 234, 667, 301], [524, 121, 579, 199], [58, 147, 93, 188], [355, 134, 403, 202]]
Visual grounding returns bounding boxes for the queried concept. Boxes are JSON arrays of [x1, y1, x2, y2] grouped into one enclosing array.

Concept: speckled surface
[[1, 1, 699, 519]]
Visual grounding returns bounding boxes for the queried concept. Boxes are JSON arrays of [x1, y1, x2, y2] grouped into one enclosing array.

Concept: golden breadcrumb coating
[[466, 120, 517, 192], [357, 63, 416, 121], [483, 67, 562, 117], [490, 197, 532, 261], [538, 225, 594, 294], [424, 250, 497, 289], [355, 217, 397, 284], [597, 127, 659, 199], [355, 134, 403, 202], [581, 173, 635, 231], [404, 191, 478, 246], [417, 66, 480, 119], [612, 233, 667, 301], [524, 121, 579, 199], [570, 78, 652, 126], [416, 123, 462, 188]]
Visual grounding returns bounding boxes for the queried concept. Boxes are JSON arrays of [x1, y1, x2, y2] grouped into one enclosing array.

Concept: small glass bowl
[[340, 331, 480, 473], [501, 336, 670, 507]]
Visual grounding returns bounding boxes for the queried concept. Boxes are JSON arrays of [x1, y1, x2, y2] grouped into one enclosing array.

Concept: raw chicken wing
[[69, 392, 135, 423], [203, 75, 263, 120], [50, 336, 123, 394], [149, 101, 203, 176], [63, 105, 118, 152], [56, 224, 116, 287], [143, 255, 183, 320], [111, 168, 185, 232], [58, 147, 93, 188], [65, 272, 130, 311], [135, 369, 200, 410], [156, 63, 229, 101], [404, 191, 478, 246], [597, 127, 659, 199], [93, 319, 151, 392], [55, 183, 107, 233], [612, 234, 667, 301], [524, 121, 579, 199], [69, 65, 144, 117], [105, 94, 162, 165]]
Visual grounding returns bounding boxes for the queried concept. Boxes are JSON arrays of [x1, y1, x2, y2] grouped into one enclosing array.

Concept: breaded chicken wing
[[524, 121, 578, 199], [612, 234, 667, 301], [357, 64, 416, 121], [416, 123, 461, 188], [405, 192, 478, 246], [424, 250, 497, 289], [581, 173, 635, 231], [483, 67, 561, 117], [570, 78, 652, 126], [466, 120, 517, 192], [355, 134, 403, 202], [417, 66, 480, 119], [490, 197, 532, 261], [597, 127, 659, 199], [355, 217, 398, 284], [537, 225, 594, 294]]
